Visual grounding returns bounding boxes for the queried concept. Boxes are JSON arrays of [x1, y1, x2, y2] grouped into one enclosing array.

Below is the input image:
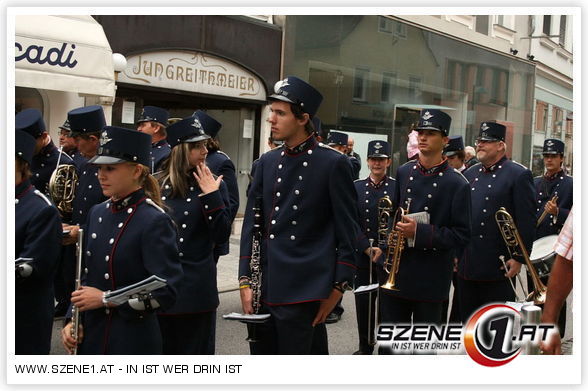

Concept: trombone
[[537, 194, 558, 227], [495, 207, 547, 305]]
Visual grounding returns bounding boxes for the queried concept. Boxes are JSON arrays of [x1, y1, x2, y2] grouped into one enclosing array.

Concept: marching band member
[[199, 110, 240, 263], [15, 109, 74, 196], [533, 138, 573, 336], [353, 140, 395, 354], [328, 131, 361, 180], [457, 122, 536, 322], [58, 119, 88, 169], [61, 106, 109, 246], [15, 129, 62, 354], [136, 105, 171, 173], [444, 135, 467, 173], [240, 76, 360, 354], [61, 126, 182, 354], [156, 114, 232, 354], [380, 109, 471, 353], [535, 138, 572, 238]]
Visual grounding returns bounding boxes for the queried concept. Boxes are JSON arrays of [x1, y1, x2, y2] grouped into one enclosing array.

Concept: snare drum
[[529, 235, 558, 278]]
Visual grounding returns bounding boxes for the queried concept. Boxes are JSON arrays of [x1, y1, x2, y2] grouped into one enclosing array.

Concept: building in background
[[94, 15, 282, 216]]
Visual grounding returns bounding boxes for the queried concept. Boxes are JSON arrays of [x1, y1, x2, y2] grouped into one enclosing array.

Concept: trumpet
[[381, 198, 411, 291], [537, 194, 558, 227], [495, 207, 547, 305]]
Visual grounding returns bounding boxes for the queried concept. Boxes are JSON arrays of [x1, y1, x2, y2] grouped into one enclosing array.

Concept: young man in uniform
[[457, 122, 536, 322], [353, 140, 395, 354], [380, 109, 471, 354], [136, 105, 170, 173], [533, 138, 572, 336], [239, 76, 360, 354], [444, 135, 467, 173]]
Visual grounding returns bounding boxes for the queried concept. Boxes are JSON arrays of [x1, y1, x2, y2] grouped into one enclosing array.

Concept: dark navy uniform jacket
[[534, 170, 573, 239], [240, 136, 360, 305], [15, 180, 62, 354], [150, 140, 171, 173], [78, 189, 182, 355], [158, 178, 232, 314], [349, 154, 361, 180], [459, 156, 536, 281], [354, 176, 396, 270], [206, 150, 240, 258], [386, 159, 471, 302], [69, 148, 88, 170], [31, 140, 74, 195], [71, 160, 108, 226]]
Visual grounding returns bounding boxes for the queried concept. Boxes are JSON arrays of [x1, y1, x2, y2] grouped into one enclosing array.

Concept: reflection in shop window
[[531, 145, 545, 177], [535, 101, 548, 132], [353, 67, 369, 102], [408, 76, 421, 101], [381, 72, 396, 103]]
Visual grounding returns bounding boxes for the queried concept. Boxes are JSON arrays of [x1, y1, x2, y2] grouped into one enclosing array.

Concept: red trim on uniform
[[337, 260, 356, 269], [157, 308, 216, 316], [203, 205, 225, 214], [283, 134, 317, 157], [102, 197, 146, 350], [16, 184, 33, 199], [429, 225, 435, 248], [240, 256, 251, 260]]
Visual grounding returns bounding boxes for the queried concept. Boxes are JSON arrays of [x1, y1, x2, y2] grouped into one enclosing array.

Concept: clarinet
[[246, 197, 263, 342], [71, 229, 84, 355]]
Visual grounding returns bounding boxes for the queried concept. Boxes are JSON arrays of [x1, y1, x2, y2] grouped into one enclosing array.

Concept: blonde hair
[[158, 142, 195, 199], [136, 164, 164, 208]]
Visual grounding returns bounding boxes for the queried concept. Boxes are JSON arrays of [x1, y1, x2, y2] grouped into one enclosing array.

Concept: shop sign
[[119, 51, 266, 101]]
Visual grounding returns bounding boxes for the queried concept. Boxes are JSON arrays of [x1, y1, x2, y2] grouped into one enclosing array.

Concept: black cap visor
[[88, 155, 126, 165]]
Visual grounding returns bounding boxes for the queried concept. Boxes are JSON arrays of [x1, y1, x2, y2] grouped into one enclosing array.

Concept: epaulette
[[33, 189, 52, 206], [145, 198, 165, 214], [453, 168, 469, 184], [217, 150, 231, 160], [510, 160, 529, 170], [318, 143, 340, 153]]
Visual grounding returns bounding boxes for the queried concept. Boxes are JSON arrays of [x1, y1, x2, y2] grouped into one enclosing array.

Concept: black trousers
[[354, 267, 379, 354], [54, 245, 76, 312], [158, 311, 216, 354], [457, 276, 516, 323], [378, 294, 443, 355], [249, 302, 328, 355], [441, 272, 461, 323]]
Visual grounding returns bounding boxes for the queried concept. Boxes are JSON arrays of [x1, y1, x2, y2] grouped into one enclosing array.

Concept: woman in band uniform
[[15, 129, 62, 354], [156, 113, 232, 354], [61, 126, 182, 355]]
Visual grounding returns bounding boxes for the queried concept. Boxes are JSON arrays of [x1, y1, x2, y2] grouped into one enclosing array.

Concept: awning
[[15, 15, 115, 98]]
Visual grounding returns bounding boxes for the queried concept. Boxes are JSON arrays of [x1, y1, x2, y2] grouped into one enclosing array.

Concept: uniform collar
[[544, 169, 564, 181], [416, 157, 448, 175], [482, 156, 508, 173], [368, 175, 387, 188], [285, 134, 316, 155], [110, 188, 145, 212], [15, 179, 33, 198], [152, 139, 169, 148]]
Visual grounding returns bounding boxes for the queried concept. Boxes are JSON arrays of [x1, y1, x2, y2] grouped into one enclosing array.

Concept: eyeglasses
[[474, 139, 499, 147]]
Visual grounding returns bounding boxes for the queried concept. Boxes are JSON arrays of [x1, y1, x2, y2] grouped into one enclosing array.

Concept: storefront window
[[15, 87, 43, 114], [283, 15, 535, 172], [535, 101, 548, 132]]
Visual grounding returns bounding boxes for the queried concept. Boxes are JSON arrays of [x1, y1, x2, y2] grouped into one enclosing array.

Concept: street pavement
[[50, 219, 573, 355]]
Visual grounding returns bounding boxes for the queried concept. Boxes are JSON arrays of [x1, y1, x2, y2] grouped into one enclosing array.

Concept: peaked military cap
[[15, 129, 36, 165], [477, 122, 506, 142], [59, 119, 71, 132], [367, 140, 391, 158], [543, 138, 565, 155], [416, 109, 451, 136], [88, 126, 151, 166], [269, 76, 323, 117], [137, 106, 169, 127], [16, 108, 46, 138], [166, 116, 211, 149], [191, 110, 222, 139], [444, 135, 465, 157], [67, 105, 107, 136], [327, 131, 348, 146]]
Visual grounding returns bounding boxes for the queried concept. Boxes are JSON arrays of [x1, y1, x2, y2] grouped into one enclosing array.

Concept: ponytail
[[139, 165, 164, 209]]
